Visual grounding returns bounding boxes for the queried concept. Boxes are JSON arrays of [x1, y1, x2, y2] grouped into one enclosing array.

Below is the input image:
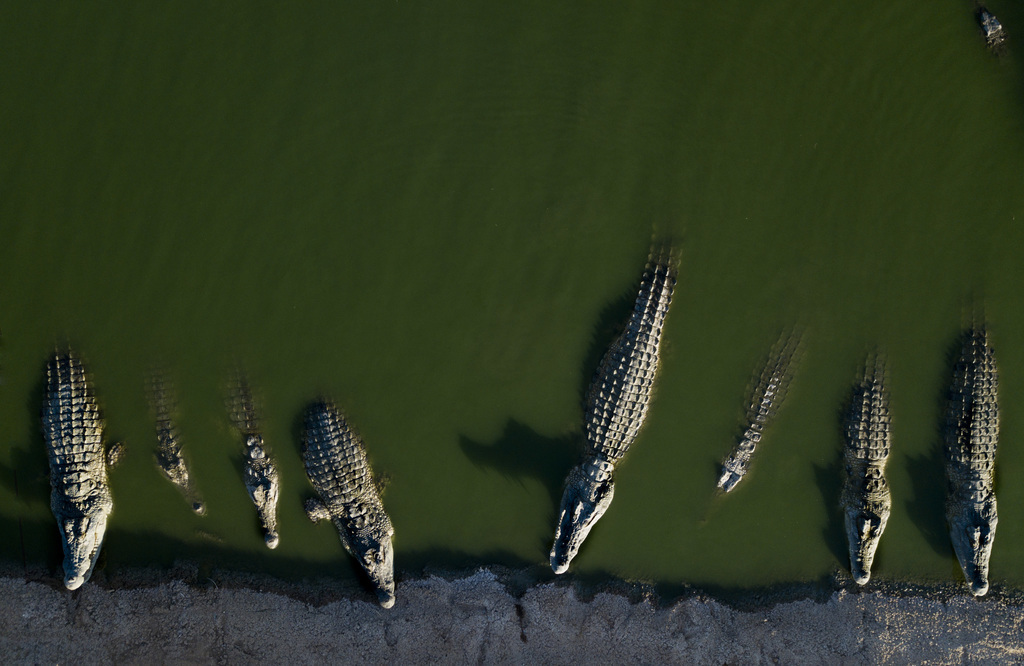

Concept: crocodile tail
[[146, 367, 176, 426], [646, 240, 680, 282], [228, 370, 260, 436], [745, 329, 802, 425]]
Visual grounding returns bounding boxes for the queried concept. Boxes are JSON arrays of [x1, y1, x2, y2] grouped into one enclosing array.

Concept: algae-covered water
[[2, 2, 1024, 593]]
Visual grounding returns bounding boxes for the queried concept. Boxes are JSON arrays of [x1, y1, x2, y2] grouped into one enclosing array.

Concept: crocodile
[[944, 327, 999, 596], [717, 331, 800, 492], [975, 3, 1007, 52], [302, 399, 395, 608], [147, 372, 205, 515], [550, 252, 676, 575], [841, 356, 892, 585], [228, 374, 280, 549], [42, 351, 122, 590]]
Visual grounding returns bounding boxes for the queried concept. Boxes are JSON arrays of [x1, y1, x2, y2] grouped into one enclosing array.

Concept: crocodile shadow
[[1, 521, 998, 609], [905, 335, 964, 558], [0, 445, 49, 507], [813, 380, 859, 572], [459, 423, 577, 510], [906, 445, 951, 558], [458, 286, 639, 513], [1, 371, 53, 505], [812, 457, 846, 568]]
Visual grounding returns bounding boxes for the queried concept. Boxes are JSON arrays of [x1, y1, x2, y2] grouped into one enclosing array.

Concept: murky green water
[[2, 2, 1024, 593]]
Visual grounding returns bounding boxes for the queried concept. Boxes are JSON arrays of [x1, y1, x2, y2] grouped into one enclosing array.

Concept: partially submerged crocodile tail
[[646, 241, 680, 281], [717, 329, 802, 492], [147, 368, 205, 515], [227, 369, 260, 436]]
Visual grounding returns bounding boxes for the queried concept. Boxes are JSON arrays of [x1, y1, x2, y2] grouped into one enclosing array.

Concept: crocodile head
[[58, 513, 108, 590], [844, 504, 889, 585], [550, 459, 615, 575], [949, 494, 998, 596], [351, 525, 396, 608]]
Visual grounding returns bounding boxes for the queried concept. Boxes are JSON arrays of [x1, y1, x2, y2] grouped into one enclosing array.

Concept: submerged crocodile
[[43, 351, 123, 590], [147, 372, 205, 515], [717, 332, 800, 492], [944, 327, 999, 596], [228, 374, 280, 549], [550, 252, 676, 575], [302, 400, 395, 608], [841, 356, 892, 585], [975, 4, 1007, 52]]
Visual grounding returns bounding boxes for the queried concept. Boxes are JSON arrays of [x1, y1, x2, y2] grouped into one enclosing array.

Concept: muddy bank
[[2, 568, 1023, 664]]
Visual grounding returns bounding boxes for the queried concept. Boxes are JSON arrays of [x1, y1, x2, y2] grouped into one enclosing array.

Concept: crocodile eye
[[970, 527, 987, 548]]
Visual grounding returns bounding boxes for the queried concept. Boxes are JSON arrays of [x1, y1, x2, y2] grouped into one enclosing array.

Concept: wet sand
[[2, 567, 1023, 664]]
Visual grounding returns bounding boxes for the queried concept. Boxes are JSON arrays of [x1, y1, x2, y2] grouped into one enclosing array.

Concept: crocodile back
[[584, 258, 675, 462], [944, 329, 998, 492], [843, 359, 891, 503], [43, 352, 109, 512], [302, 400, 375, 509]]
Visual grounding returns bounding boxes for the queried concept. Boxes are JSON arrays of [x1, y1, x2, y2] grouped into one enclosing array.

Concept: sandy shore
[[2, 568, 1023, 664]]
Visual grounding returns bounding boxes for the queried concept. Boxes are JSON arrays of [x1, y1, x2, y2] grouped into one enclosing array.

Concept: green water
[[2, 2, 1024, 593]]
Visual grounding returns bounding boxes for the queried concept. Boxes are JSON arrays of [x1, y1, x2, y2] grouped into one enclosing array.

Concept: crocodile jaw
[[352, 528, 396, 608], [59, 514, 108, 590], [844, 507, 888, 585], [949, 496, 997, 597], [550, 461, 615, 574]]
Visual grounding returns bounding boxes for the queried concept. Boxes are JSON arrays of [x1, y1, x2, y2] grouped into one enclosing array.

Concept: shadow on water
[[0, 514, 852, 610], [0, 445, 49, 506], [812, 459, 846, 568], [811, 377, 854, 570], [4, 517, 1014, 609], [906, 445, 951, 557], [456, 285, 639, 512], [576, 290, 637, 406], [459, 422, 577, 509], [904, 334, 961, 557]]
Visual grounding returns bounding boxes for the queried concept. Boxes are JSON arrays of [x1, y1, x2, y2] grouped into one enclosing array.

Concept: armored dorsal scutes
[[302, 399, 396, 608], [944, 327, 999, 596], [43, 350, 122, 590], [717, 330, 801, 493], [841, 355, 892, 585], [228, 372, 281, 549], [550, 248, 676, 574]]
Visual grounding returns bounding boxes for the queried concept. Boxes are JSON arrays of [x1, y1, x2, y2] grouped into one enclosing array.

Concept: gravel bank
[[2, 570, 1023, 664]]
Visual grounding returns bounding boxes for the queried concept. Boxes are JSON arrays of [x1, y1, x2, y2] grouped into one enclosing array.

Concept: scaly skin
[[944, 328, 999, 597], [303, 400, 395, 608], [976, 6, 1006, 53], [551, 254, 675, 574], [148, 372, 204, 515], [842, 357, 891, 585], [42, 351, 114, 590], [717, 332, 799, 492], [229, 374, 280, 549]]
